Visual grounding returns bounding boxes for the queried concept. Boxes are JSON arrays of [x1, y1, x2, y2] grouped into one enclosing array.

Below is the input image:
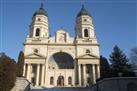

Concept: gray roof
[[33, 3, 48, 17], [77, 5, 92, 17]]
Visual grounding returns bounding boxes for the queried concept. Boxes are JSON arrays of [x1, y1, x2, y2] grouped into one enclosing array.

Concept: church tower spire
[[29, 1, 49, 38], [75, 4, 96, 39]]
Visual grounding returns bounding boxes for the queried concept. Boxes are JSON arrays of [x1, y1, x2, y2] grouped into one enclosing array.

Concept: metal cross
[[81, 0, 86, 6], [40, 0, 45, 8]]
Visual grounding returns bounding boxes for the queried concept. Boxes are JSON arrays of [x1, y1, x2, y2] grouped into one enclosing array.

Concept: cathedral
[[23, 3, 100, 88]]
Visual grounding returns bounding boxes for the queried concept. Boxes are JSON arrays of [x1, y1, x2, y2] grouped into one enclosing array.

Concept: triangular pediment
[[77, 53, 99, 59], [25, 53, 46, 59]]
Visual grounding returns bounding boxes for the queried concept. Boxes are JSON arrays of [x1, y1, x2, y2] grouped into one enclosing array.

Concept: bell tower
[[75, 5, 95, 39], [29, 2, 49, 38]]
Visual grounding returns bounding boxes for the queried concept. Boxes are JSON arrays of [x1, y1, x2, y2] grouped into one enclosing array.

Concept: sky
[[0, 0, 136, 61]]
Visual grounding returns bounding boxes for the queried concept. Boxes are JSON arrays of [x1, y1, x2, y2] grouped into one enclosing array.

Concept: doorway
[[57, 75, 64, 86]]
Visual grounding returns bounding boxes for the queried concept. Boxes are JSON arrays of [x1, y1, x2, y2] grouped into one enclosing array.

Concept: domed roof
[[33, 3, 48, 17], [77, 5, 92, 17]]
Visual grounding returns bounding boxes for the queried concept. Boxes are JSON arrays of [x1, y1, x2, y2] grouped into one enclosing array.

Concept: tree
[[130, 47, 137, 69], [100, 56, 110, 78], [109, 45, 135, 77], [0, 53, 17, 91], [17, 51, 24, 77]]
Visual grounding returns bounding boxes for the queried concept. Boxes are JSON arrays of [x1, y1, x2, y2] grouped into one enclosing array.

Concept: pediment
[[77, 53, 99, 59], [25, 53, 46, 59]]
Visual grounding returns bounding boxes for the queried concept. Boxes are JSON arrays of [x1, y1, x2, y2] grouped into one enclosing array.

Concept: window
[[35, 28, 40, 36], [84, 19, 87, 21], [86, 49, 90, 54], [34, 49, 38, 53], [31, 77, 35, 86], [87, 77, 90, 84], [50, 77, 54, 85], [68, 76, 72, 85], [38, 18, 41, 21], [84, 29, 89, 37]]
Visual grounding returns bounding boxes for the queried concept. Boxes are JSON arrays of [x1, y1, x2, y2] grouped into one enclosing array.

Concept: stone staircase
[[12, 77, 137, 91], [30, 87, 91, 91]]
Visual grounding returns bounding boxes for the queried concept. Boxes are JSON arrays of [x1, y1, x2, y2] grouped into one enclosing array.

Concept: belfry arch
[[48, 52, 75, 69]]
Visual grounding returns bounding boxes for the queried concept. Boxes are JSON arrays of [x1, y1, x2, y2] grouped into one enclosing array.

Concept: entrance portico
[[77, 53, 100, 86]]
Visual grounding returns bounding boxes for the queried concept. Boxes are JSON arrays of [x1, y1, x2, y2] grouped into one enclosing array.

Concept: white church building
[[23, 3, 100, 88]]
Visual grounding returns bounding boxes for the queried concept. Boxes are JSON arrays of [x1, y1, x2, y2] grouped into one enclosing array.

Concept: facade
[[23, 3, 100, 87]]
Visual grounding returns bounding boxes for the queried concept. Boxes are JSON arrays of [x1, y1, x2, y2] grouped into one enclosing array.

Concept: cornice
[[25, 57, 46, 59], [24, 42, 99, 46]]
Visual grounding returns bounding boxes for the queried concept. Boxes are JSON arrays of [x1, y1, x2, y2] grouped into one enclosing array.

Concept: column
[[83, 64, 86, 86], [78, 64, 81, 86], [23, 63, 26, 77], [54, 69, 56, 86], [27, 64, 31, 82], [44, 62, 48, 86], [92, 64, 96, 84], [97, 65, 100, 79], [36, 64, 40, 86], [41, 64, 45, 86]]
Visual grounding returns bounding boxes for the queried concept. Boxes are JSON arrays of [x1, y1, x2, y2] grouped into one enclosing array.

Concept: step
[[30, 87, 91, 91]]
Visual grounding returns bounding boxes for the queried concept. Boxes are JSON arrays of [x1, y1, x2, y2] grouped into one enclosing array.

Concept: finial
[[40, 0, 45, 9], [82, 4, 84, 9], [81, 0, 86, 9], [81, 0, 86, 5]]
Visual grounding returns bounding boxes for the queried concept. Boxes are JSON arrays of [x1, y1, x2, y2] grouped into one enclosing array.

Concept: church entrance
[[57, 75, 64, 86]]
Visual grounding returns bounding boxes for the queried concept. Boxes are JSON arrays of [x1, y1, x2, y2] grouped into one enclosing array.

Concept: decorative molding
[[25, 53, 46, 59]]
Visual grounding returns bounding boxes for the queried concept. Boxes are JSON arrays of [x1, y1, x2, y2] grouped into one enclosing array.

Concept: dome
[[77, 5, 92, 17], [33, 4, 48, 17]]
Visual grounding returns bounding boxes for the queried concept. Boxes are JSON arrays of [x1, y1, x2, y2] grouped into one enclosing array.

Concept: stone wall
[[11, 77, 30, 91], [92, 77, 137, 91]]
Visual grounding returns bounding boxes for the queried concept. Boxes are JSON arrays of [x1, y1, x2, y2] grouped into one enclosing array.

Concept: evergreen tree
[[17, 51, 24, 77], [100, 56, 110, 78], [130, 47, 137, 69], [109, 45, 135, 77]]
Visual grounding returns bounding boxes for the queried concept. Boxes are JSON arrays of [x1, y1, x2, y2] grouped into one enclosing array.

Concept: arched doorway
[[57, 75, 64, 86]]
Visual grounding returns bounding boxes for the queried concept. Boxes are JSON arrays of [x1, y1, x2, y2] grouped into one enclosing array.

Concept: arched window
[[68, 76, 72, 85], [35, 28, 40, 36], [31, 77, 35, 86], [84, 29, 89, 37], [38, 18, 41, 21], [50, 77, 54, 85]]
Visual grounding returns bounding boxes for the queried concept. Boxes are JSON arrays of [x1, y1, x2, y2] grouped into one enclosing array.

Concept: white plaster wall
[[76, 45, 99, 57], [24, 45, 48, 57]]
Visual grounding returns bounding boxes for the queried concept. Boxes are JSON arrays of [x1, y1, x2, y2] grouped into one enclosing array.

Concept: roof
[[77, 5, 92, 17], [33, 3, 48, 17]]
